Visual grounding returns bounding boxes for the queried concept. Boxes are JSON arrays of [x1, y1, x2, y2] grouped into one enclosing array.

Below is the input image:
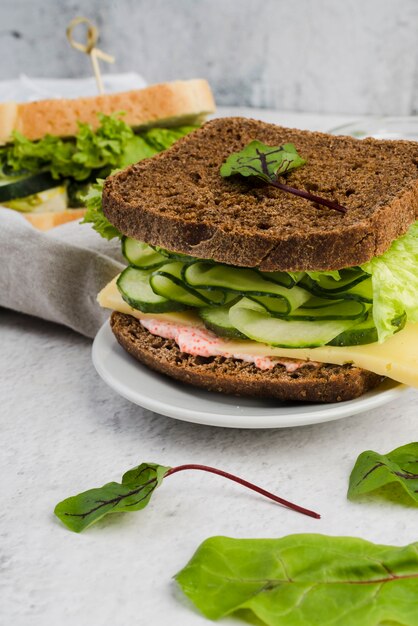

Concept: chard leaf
[[176, 534, 418, 625], [55, 462, 170, 532], [220, 140, 305, 182], [348, 442, 418, 505]]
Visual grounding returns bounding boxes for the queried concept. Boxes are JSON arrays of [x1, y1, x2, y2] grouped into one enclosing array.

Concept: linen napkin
[[0, 209, 123, 337], [0, 73, 146, 338]]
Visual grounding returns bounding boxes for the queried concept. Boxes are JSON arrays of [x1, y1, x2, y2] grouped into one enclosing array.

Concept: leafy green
[[176, 534, 418, 625], [220, 141, 347, 214], [81, 178, 122, 240], [361, 221, 418, 342], [54, 462, 170, 532], [0, 117, 196, 188], [220, 140, 305, 182], [118, 135, 158, 168], [348, 442, 418, 505], [118, 126, 197, 168], [143, 125, 198, 151], [306, 270, 341, 282], [1, 114, 134, 181]]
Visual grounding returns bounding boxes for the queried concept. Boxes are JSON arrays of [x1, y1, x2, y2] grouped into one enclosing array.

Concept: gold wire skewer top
[[66, 17, 115, 95]]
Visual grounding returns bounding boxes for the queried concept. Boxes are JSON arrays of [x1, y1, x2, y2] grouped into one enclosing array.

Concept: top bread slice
[[0, 79, 215, 144], [103, 117, 418, 271]]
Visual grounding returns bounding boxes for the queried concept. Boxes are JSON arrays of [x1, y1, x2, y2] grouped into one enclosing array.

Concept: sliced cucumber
[[184, 262, 311, 312], [229, 298, 366, 348], [328, 310, 406, 346], [257, 269, 299, 288], [199, 303, 248, 339], [0, 172, 61, 203], [309, 269, 368, 293], [122, 238, 167, 269], [300, 275, 373, 303], [299, 296, 345, 309], [152, 245, 200, 263], [285, 299, 367, 320], [117, 267, 187, 313], [150, 262, 226, 307]]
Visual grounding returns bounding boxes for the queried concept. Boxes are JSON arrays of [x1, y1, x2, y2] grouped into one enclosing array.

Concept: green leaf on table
[[176, 534, 418, 625], [54, 462, 170, 532], [348, 442, 418, 505], [220, 140, 305, 182]]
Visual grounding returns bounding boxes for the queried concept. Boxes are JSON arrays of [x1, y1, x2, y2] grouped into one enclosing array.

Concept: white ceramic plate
[[92, 322, 406, 429], [329, 117, 418, 141]]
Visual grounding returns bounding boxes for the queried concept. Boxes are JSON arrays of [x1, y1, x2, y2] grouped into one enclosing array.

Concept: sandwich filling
[[0, 116, 196, 213], [97, 221, 418, 388], [139, 317, 320, 372]]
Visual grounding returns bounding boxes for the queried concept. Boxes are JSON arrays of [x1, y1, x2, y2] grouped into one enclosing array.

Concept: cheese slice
[[98, 277, 418, 388]]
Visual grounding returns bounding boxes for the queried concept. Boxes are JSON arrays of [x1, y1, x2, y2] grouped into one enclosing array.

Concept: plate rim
[[92, 321, 407, 429]]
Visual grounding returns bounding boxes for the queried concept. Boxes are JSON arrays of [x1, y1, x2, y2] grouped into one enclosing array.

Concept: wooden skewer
[[66, 16, 115, 95]]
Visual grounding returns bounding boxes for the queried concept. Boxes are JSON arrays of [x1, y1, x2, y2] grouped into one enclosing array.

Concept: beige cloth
[[0, 209, 124, 337]]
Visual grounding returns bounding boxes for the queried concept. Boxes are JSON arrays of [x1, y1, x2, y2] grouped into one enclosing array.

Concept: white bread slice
[[0, 79, 215, 144], [24, 208, 86, 230]]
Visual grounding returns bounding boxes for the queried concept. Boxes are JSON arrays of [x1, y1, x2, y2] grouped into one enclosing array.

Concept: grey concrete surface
[[1, 0, 418, 115]]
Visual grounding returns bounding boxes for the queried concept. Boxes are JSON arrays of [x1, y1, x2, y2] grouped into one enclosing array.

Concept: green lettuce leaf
[[361, 221, 418, 341], [54, 462, 170, 532], [81, 178, 122, 240], [143, 125, 198, 151], [348, 442, 418, 505], [176, 534, 418, 625], [2, 113, 135, 181]]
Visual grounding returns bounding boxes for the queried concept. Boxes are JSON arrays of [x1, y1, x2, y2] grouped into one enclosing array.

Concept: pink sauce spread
[[140, 318, 320, 372]]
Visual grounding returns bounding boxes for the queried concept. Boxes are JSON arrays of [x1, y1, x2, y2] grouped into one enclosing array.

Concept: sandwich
[[96, 117, 418, 403], [0, 79, 215, 230]]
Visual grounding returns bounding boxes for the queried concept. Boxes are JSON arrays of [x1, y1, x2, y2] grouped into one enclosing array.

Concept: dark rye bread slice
[[103, 117, 418, 271], [110, 312, 384, 403]]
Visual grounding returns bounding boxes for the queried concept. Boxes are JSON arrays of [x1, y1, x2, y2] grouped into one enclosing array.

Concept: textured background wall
[[1, 0, 417, 115]]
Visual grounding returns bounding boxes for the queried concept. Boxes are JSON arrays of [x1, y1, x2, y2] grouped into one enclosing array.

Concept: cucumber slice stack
[[116, 237, 401, 348]]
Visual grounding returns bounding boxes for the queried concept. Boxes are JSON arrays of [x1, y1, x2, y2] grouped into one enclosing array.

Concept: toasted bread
[[110, 312, 385, 403], [0, 79, 215, 144], [103, 117, 418, 271]]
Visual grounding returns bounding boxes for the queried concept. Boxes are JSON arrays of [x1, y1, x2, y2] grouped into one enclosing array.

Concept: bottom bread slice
[[110, 312, 385, 403]]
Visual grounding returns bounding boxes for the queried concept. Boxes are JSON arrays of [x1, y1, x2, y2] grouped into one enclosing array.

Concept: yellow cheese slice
[[98, 277, 203, 326], [98, 277, 418, 388]]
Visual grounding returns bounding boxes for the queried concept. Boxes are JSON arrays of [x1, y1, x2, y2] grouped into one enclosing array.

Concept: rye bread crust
[[110, 312, 384, 403], [103, 117, 418, 272]]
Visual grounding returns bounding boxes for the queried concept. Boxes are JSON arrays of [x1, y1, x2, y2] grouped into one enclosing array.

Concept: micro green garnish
[[54, 462, 320, 532], [348, 442, 418, 505], [176, 534, 418, 625], [220, 140, 347, 214]]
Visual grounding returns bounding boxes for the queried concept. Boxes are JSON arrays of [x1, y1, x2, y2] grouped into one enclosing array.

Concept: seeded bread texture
[[103, 117, 418, 271], [110, 312, 384, 403]]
